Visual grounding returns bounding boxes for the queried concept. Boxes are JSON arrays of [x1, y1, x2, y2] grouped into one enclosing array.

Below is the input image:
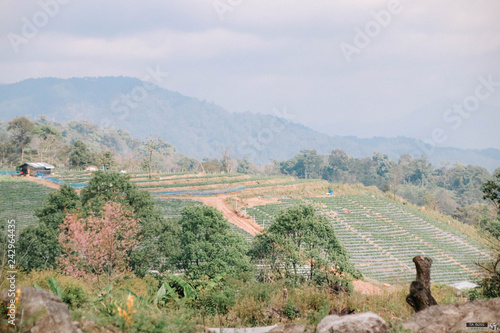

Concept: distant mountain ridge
[[1, 77, 499, 171]]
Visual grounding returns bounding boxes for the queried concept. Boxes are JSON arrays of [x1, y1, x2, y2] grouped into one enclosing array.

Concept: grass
[[154, 198, 202, 218], [0, 177, 54, 231], [3, 268, 467, 332]]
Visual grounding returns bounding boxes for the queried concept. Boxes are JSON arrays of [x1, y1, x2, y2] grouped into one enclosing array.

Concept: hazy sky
[[1, 0, 499, 148]]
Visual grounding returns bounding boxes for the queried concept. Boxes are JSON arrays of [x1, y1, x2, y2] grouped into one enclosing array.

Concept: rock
[[317, 312, 389, 333], [403, 297, 500, 333], [268, 324, 313, 333], [0, 286, 80, 333]]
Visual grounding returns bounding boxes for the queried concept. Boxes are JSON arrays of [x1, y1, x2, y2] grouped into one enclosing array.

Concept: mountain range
[[1, 77, 499, 171]]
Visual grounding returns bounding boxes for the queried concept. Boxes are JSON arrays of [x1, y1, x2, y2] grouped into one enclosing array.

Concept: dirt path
[[23, 176, 61, 190], [184, 195, 263, 236]]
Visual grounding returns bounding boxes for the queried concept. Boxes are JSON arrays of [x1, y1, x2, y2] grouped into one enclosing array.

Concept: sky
[[1, 0, 499, 149]]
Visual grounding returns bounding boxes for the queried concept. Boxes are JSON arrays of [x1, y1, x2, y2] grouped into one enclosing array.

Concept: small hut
[[18, 162, 55, 177]]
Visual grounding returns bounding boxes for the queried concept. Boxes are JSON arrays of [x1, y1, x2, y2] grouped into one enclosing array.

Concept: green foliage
[[251, 204, 360, 284], [177, 205, 253, 280], [283, 300, 297, 319], [8, 116, 35, 163], [482, 171, 500, 213], [47, 277, 64, 298], [475, 174, 500, 299], [69, 140, 91, 169], [18, 223, 62, 270], [36, 184, 81, 229]]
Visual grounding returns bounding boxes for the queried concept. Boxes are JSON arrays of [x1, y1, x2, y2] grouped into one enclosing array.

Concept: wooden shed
[[18, 162, 55, 177]]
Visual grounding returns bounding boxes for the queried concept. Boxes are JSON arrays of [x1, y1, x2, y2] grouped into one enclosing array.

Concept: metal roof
[[24, 162, 55, 169]]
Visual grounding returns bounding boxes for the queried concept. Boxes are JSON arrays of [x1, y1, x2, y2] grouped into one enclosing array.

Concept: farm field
[[0, 177, 55, 231], [44, 171, 329, 197], [245, 194, 492, 285], [5, 170, 492, 286]]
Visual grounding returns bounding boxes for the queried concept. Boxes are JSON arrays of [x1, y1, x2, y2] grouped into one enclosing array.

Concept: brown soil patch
[[23, 176, 61, 190], [244, 197, 284, 208], [183, 195, 263, 236], [353, 280, 383, 295]]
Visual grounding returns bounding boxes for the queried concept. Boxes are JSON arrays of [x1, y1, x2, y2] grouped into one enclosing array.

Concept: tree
[[250, 205, 359, 284], [58, 202, 140, 283], [219, 147, 235, 173], [100, 151, 115, 170], [69, 140, 90, 170], [33, 125, 61, 162], [0, 129, 15, 167], [143, 135, 164, 178], [177, 205, 252, 280], [279, 150, 324, 179], [325, 149, 351, 182], [476, 172, 500, 299], [8, 117, 35, 164], [482, 171, 500, 213], [236, 157, 251, 174], [409, 155, 434, 187], [80, 171, 178, 275], [17, 223, 63, 270]]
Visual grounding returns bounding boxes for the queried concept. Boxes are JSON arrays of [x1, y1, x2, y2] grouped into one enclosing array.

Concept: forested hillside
[[1, 77, 500, 170]]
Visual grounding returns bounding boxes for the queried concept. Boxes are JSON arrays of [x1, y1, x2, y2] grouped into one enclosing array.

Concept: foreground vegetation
[[1, 269, 468, 332], [1, 166, 499, 332]]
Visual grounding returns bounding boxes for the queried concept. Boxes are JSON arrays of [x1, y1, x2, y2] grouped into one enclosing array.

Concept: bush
[[283, 300, 297, 319], [63, 285, 89, 309]]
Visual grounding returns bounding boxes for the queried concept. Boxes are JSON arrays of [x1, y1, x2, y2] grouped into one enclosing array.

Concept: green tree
[[250, 205, 359, 284], [69, 140, 90, 170], [476, 172, 500, 298], [80, 171, 178, 275], [177, 205, 252, 280], [100, 151, 115, 170], [236, 157, 251, 174], [325, 149, 351, 182], [482, 171, 500, 213], [8, 117, 35, 164]]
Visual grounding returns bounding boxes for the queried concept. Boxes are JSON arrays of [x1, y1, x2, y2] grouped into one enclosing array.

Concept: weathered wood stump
[[406, 256, 438, 312]]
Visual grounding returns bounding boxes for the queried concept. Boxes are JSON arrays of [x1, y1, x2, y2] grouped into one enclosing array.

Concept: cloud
[[0, 0, 499, 149]]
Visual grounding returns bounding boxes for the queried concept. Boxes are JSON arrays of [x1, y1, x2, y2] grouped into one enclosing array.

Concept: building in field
[[18, 162, 55, 176]]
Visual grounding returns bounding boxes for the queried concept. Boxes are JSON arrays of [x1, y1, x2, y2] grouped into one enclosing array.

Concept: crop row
[[247, 194, 491, 285]]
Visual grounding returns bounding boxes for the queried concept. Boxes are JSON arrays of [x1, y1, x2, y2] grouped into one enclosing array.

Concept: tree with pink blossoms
[[58, 201, 140, 284]]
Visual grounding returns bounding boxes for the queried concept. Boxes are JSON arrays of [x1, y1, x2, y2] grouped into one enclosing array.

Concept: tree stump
[[406, 256, 438, 312]]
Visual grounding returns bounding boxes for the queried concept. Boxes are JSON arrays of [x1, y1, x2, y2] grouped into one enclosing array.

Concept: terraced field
[[46, 171, 327, 196], [246, 194, 492, 285], [0, 177, 55, 231]]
